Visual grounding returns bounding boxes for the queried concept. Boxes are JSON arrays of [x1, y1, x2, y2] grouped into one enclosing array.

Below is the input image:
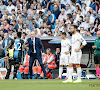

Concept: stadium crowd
[[0, 0, 100, 79]]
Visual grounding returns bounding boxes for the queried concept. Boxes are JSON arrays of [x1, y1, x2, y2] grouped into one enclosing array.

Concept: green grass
[[0, 79, 100, 90]]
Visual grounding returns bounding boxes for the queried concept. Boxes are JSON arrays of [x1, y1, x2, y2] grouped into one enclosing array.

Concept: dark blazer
[[2, 37, 11, 49], [53, 9, 61, 19], [27, 37, 45, 57]]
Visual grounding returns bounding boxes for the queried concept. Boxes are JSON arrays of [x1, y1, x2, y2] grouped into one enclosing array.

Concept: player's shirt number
[[14, 43, 21, 50]]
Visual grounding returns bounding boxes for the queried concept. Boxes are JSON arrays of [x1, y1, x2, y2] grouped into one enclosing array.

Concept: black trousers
[[29, 53, 47, 79], [5, 59, 15, 79], [5, 58, 21, 79]]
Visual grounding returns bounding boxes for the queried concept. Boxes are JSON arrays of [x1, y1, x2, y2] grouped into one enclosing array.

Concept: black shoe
[[45, 77, 48, 79], [37, 76, 43, 79]]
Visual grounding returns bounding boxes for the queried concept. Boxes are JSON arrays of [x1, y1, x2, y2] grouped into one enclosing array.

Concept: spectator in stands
[[58, 8, 67, 21], [54, 19, 59, 29], [4, 20, 10, 31], [65, 14, 72, 24], [0, 1, 7, 14], [16, 0, 22, 12], [13, 32, 17, 40], [39, 29, 48, 37], [12, 20, 18, 32], [75, 5, 80, 14], [88, 22, 95, 36], [10, 24, 16, 32], [47, 30, 53, 36], [0, 36, 3, 44], [65, 4, 72, 15], [43, 16, 51, 29], [29, 18, 37, 31], [80, 27, 86, 36], [9, 29, 14, 39], [0, 30, 4, 38], [98, 10, 100, 21], [61, 0, 71, 7], [89, 0, 96, 11], [7, 0, 16, 14], [81, 16, 90, 30], [54, 27, 61, 36], [53, 4, 61, 19], [0, 24, 8, 33], [35, 14, 43, 28], [58, 21, 64, 32], [81, 3, 87, 17], [95, 0, 100, 13], [27, 4, 34, 16], [87, 11, 95, 23], [26, 14, 32, 29], [73, 12, 78, 24], [16, 19, 23, 31], [42, 0, 50, 9], [23, 23, 31, 35], [22, 0, 30, 10], [36, 3, 45, 13], [0, 10, 3, 18], [89, 7, 97, 17], [22, 7, 28, 18], [21, 32, 27, 42], [56, 0, 62, 11], [47, 10, 56, 24], [94, 18, 100, 28], [39, 11, 47, 20]]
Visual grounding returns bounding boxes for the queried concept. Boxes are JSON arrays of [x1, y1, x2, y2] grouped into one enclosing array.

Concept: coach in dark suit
[[26, 31, 47, 79]]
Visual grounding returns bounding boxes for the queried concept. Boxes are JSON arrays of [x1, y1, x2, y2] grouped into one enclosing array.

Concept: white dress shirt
[[32, 37, 36, 53], [5, 39, 7, 48]]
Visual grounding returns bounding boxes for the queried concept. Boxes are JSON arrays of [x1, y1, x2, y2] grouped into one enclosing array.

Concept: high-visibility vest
[[44, 53, 56, 69], [9, 48, 14, 57], [24, 54, 30, 66], [32, 66, 38, 74]]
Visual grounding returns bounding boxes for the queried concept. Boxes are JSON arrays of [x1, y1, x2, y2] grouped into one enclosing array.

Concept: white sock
[[67, 67, 69, 78], [59, 67, 63, 78], [68, 67, 73, 79], [77, 67, 82, 79]]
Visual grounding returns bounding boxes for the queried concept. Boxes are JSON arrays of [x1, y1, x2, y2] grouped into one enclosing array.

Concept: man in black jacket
[[0, 44, 5, 58]]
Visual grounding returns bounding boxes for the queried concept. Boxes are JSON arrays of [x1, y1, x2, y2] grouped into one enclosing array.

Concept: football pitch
[[0, 79, 100, 90]]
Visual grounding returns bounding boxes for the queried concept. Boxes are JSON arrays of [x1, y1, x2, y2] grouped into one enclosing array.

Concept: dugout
[[40, 36, 97, 78]]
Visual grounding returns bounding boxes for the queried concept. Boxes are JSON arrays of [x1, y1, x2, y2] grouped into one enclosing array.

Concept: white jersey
[[61, 38, 71, 54], [70, 32, 87, 64], [71, 32, 87, 53]]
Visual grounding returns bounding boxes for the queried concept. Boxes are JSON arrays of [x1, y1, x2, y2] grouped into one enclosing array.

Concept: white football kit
[[60, 38, 71, 65], [70, 32, 87, 64]]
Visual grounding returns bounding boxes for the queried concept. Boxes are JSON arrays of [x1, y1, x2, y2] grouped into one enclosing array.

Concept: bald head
[[31, 31, 35, 39], [97, 31, 100, 38]]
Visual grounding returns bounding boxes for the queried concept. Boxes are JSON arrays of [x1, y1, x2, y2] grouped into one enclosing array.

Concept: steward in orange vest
[[43, 48, 56, 69], [19, 54, 30, 79]]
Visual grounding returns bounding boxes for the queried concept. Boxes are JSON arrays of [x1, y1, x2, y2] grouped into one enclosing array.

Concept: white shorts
[[70, 52, 82, 64], [60, 53, 70, 65]]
